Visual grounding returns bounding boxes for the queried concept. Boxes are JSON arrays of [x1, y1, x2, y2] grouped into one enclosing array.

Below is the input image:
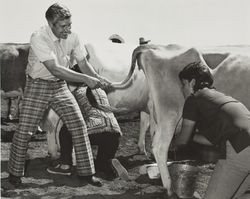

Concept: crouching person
[[47, 86, 129, 181], [173, 62, 250, 199]]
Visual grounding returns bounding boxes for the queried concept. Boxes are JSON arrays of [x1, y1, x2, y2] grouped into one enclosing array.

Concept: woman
[[174, 62, 250, 199]]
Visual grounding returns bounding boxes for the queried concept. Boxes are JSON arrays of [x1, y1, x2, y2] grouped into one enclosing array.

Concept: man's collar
[[46, 25, 59, 42]]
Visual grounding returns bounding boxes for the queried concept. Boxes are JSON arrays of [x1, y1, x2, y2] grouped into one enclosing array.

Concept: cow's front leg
[[41, 109, 62, 159], [47, 130, 60, 159]]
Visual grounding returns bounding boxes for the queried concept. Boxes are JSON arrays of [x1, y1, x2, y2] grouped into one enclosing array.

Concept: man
[[8, 3, 111, 188], [47, 84, 129, 181], [173, 62, 250, 199]]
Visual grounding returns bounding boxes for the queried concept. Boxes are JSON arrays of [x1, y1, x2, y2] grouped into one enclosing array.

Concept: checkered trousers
[[8, 77, 95, 177]]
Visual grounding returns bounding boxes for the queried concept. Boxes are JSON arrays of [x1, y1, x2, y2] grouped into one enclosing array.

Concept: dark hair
[[45, 3, 71, 24], [179, 62, 214, 92]]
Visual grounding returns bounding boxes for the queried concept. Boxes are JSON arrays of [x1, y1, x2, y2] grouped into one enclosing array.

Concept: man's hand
[[97, 76, 112, 90], [76, 59, 113, 90], [86, 76, 102, 89]]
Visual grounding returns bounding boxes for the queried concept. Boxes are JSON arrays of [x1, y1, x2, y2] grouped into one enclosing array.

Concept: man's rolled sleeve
[[30, 34, 57, 62], [72, 34, 88, 62]]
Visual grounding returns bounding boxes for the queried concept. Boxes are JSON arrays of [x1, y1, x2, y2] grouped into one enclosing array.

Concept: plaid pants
[[8, 77, 95, 177]]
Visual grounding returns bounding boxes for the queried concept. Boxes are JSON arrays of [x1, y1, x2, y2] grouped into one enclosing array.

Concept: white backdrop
[[1, 0, 250, 46]]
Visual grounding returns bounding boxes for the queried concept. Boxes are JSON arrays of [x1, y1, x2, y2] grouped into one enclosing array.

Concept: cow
[[0, 43, 29, 121], [109, 44, 250, 196]]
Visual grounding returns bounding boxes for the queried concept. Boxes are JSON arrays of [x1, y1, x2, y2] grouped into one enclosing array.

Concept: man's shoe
[[79, 175, 102, 187], [9, 174, 22, 187], [111, 158, 130, 181], [1, 174, 22, 190], [47, 164, 72, 176]]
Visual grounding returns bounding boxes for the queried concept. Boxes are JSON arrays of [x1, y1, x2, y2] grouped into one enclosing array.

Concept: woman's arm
[[171, 118, 196, 150]]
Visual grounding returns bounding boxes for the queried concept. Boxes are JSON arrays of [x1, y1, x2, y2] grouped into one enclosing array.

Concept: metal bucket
[[169, 162, 199, 198]]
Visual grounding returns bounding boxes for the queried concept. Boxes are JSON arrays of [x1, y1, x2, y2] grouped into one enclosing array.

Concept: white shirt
[[26, 25, 87, 80]]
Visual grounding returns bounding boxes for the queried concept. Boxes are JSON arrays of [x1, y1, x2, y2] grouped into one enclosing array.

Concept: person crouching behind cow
[[172, 62, 250, 199], [46, 84, 129, 181], [7, 3, 112, 188]]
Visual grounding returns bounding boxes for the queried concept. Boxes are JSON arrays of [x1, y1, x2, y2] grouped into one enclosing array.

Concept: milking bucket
[[169, 162, 199, 198]]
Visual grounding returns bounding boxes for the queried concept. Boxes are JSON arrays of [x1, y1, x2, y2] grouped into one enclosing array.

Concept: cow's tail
[[86, 87, 129, 114], [130, 44, 157, 71], [110, 45, 144, 90]]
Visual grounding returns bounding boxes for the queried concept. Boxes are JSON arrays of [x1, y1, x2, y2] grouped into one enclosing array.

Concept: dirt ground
[[1, 120, 214, 199]]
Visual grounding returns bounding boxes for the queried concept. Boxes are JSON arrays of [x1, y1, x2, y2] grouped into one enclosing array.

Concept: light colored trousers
[[204, 142, 250, 199]]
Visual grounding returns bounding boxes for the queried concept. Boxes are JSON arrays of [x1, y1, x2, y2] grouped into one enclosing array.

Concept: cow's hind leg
[[151, 122, 175, 197]]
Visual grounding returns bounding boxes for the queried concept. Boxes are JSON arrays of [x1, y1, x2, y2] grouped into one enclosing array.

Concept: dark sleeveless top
[[183, 88, 250, 154]]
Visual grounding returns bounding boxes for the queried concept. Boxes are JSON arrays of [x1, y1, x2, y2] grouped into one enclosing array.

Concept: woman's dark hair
[[179, 62, 214, 92], [45, 3, 71, 24]]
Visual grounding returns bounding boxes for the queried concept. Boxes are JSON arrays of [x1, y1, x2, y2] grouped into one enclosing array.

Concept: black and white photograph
[[1, 0, 250, 198]]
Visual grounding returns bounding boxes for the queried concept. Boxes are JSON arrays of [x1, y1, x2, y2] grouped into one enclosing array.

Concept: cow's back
[[85, 42, 136, 82], [213, 53, 250, 109], [85, 42, 149, 111]]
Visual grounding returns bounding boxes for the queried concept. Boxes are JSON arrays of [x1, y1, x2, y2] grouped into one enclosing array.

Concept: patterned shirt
[[26, 25, 87, 80], [73, 86, 122, 136]]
